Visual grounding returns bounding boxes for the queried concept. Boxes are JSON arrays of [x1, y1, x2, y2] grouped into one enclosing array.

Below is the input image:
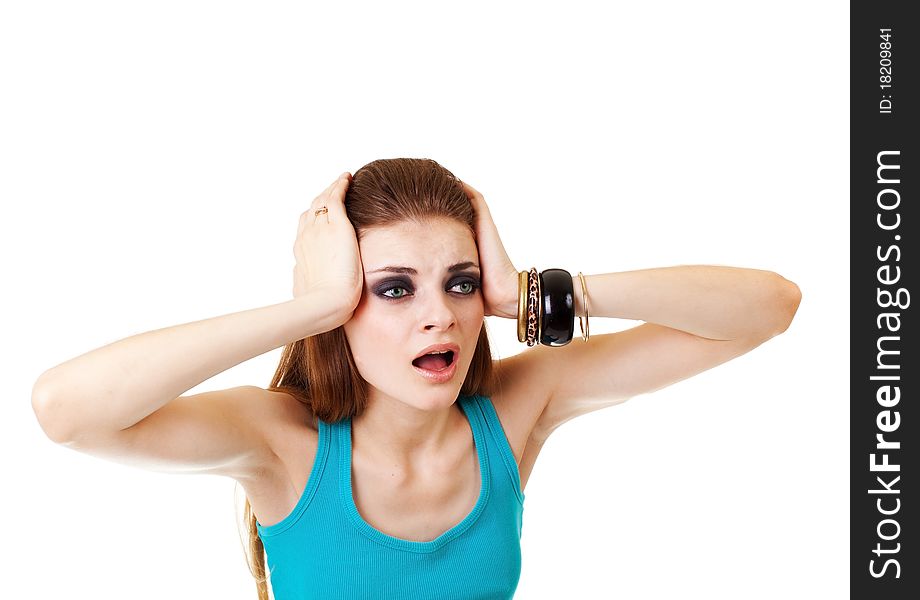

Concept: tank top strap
[[255, 414, 332, 538], [467, 394, 526, 505]]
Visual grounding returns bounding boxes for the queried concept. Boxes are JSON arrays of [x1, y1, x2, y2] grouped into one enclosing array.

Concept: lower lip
[[411, 358, 458, 383]]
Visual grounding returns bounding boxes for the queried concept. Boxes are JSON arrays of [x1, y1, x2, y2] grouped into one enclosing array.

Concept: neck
[[351, 392, 462, 473]]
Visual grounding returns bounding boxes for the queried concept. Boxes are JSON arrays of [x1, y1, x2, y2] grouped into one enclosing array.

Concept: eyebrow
[[367, 261, 480, 275]]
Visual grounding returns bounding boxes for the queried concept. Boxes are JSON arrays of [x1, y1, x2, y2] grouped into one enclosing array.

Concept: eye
[[450, 278, 480, 295], [380, 285, 411, 299], [375, 277, 480, 301]]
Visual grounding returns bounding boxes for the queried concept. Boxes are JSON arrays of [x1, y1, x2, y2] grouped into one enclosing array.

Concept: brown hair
[[237, 158, 496, 599]]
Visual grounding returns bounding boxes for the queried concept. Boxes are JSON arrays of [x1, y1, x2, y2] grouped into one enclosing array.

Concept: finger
[[298, 200, 324, 234], [293, 227, 307, 265], [459, 180, 492, 218], [310, 173, 349, 209], [303, 205, 329, 228], [459, 179, 484, 201], [297, 208, 312, 237], [310, 186, 335, 210], [304, 175, 348, 227], [325, 172, 351, 201], [469, 188, 495, 225], [304, 200, 330, 229], [321, 172, 352, 220]]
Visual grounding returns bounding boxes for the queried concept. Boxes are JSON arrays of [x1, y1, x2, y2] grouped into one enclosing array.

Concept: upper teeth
[[427, 350, 449, 354]]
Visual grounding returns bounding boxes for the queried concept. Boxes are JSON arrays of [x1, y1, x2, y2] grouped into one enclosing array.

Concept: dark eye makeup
[[373, 275, 481, 301]]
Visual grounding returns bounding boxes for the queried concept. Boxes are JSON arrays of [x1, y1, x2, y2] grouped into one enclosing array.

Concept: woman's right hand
[[292, 172, 364, 326]]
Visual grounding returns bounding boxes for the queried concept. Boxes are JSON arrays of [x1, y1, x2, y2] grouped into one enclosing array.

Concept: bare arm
[[31, 293, 344, 443], [570, 265, 800, 341], [527, 266, 799, 440], [28, 173, 360, 485], [32, 172, 361, 445]]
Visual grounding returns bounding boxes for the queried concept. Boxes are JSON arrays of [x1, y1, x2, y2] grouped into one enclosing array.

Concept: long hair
[[237, 158, 496, 599]]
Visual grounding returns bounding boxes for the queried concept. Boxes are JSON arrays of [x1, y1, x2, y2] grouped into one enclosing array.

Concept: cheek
[[459, 298, 485, 327], [458, 308, 485, 351], [344, 308, 401, 372]]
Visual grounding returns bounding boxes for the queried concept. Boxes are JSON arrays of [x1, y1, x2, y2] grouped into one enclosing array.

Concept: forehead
[[360, 219, 476, 268]]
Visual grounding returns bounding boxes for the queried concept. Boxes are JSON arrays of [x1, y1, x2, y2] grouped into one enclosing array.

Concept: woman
[[31, 158, 802, 599]]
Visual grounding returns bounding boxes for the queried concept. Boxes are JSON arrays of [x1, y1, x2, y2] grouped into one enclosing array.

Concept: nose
[[417, 289, 457, 332]]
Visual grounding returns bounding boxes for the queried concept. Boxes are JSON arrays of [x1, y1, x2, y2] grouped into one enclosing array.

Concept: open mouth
[[411, 350, 455, 371]]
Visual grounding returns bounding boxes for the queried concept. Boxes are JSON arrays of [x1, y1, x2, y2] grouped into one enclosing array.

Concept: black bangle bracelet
[[538, 268, 575, 346]]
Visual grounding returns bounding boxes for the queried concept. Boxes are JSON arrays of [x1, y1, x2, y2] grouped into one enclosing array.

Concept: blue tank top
[[256, 394, 526, 600]]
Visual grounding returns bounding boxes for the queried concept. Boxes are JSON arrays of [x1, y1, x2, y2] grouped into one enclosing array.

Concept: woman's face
[[343, 217, 484, 411]]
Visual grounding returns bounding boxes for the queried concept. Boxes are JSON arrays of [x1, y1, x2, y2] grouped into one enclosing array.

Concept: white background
[[1, 1, 847, 598]]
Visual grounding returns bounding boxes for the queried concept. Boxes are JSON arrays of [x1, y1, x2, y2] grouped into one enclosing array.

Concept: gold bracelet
[[577, 271, 590, 342], [517, 270, 529, 343]]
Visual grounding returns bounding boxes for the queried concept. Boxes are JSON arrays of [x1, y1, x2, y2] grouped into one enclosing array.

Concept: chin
[[384, 376, 466, 412], [408, 381, 464, 404]]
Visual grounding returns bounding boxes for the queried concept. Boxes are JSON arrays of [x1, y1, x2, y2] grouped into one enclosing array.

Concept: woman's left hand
[[460, 180, 520, 319]]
